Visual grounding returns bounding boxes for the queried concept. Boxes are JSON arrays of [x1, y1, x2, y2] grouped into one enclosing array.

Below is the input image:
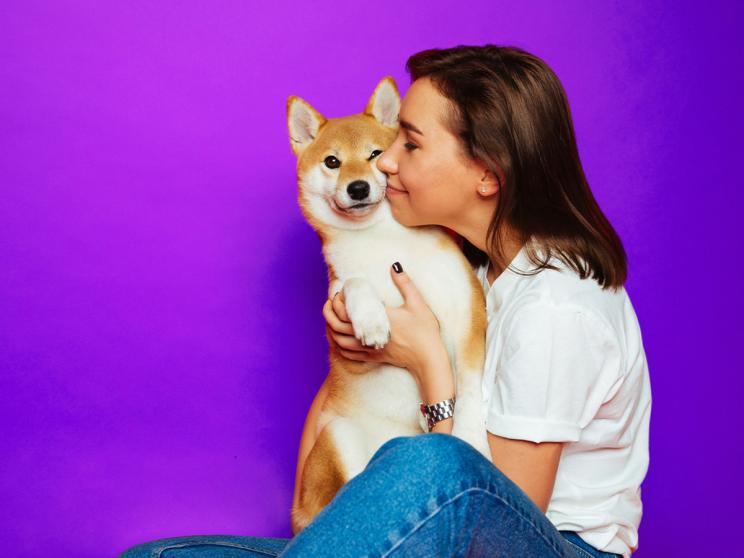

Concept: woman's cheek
[[399, 170, 415, 192]]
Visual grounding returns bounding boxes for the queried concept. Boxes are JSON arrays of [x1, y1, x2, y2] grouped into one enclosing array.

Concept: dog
[[286, 76, 490, 534]]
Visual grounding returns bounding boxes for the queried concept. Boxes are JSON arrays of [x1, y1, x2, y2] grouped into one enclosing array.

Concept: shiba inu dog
[[286, 76, 490, 534]]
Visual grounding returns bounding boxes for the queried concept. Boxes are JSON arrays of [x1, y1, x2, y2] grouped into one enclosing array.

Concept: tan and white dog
[[286, 76, 490, 534]]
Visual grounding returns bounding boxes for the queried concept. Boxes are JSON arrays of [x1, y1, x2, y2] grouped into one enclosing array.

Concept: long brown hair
[[406, 45, 627, 291]]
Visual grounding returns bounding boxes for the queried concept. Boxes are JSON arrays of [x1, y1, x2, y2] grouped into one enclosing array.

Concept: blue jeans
[[119, 433, 622, 558]]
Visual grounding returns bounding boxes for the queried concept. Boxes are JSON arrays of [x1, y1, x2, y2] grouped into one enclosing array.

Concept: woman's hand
[[322, 263, 445, 387]]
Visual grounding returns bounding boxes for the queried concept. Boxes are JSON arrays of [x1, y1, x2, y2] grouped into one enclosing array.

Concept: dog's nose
[[347, 180, 370, 201]]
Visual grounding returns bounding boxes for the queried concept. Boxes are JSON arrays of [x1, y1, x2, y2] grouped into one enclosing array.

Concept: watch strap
[[419, 396, 456, 432]]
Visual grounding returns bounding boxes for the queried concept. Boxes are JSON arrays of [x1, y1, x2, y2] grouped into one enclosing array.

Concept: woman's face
[[377, 77, 485, 228]]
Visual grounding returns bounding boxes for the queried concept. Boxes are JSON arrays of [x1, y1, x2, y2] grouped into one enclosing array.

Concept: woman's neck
[[457, 220, 525, 279], [487, 235, 524, 283]]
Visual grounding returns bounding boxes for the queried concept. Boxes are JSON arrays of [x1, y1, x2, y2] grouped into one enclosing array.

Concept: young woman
[[120, 45, 651, 558]]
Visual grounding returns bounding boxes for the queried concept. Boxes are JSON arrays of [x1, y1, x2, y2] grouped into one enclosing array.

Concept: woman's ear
[[478, 166, 504, 195]]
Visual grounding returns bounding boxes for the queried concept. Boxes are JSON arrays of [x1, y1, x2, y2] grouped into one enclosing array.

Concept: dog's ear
[[364, 76, 400, 128], [287, 96, 327, 157]]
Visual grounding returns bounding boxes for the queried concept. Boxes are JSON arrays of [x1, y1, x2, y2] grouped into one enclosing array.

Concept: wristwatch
[[418, 396, 456, 432]]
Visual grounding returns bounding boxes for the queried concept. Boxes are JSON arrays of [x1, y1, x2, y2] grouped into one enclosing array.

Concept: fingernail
[[392, 261, 403, 273]]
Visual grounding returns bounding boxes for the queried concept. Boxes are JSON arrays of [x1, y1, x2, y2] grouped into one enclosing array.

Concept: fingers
[[331, 291, 350, 322], [322, 297, 354, 335], [322, 291, 383, 363], [389, 262, 424, 306], [335, 341, 383, 362], [327, 323, 375, 360], [323, 300, 375, 354], [330, 330, 368, 352]]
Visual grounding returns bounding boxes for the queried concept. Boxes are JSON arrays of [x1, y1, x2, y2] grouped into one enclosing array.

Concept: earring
[[480, 187, 487, 193]]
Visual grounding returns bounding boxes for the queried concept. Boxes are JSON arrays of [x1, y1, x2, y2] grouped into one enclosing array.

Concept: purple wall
[[1, 1, 740, 556]]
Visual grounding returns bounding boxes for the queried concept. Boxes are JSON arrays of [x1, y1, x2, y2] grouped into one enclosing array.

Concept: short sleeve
[[485, 300, 622, 443]]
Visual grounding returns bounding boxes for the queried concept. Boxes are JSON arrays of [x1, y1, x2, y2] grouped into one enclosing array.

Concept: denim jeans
[[119, 433, 623, 558]]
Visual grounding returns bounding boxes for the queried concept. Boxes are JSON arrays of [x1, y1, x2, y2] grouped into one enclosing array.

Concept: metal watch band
[[419, 396, 456, 432]]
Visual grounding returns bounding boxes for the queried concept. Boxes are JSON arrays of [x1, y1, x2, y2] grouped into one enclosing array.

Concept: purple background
[[1, 1, 741, 556]]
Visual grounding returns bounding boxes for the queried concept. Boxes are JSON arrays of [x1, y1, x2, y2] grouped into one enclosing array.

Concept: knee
[[373, 433, 484, 480], [406, 433, 480, 467]]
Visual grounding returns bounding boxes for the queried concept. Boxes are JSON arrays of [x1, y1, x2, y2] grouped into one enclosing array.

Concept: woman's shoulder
[[509, 257, 630, 336]]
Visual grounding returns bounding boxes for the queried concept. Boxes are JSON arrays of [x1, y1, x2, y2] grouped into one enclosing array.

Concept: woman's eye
[[403, 142, 417, 151], [369, 149, 383, 160], [324, 155, 341, 169]]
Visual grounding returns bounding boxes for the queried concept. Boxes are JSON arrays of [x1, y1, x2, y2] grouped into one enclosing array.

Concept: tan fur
[[290, 424, 348, 534], [287, 77, 490, 534], [436, 234, 488, 374]]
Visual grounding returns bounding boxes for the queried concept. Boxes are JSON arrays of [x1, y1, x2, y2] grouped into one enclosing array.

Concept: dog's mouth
[[330, 198, 381, 218]]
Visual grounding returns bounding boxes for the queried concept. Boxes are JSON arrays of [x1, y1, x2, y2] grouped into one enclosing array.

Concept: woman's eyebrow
[[399, 118, 424, 136]]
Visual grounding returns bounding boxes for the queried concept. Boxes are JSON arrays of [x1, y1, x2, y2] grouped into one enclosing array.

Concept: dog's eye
[[324, 156, 341, 169], [369, 150, 383, 160]]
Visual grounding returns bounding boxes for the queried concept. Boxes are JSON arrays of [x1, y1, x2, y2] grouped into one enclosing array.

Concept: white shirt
[[475, 240, 651, 558]]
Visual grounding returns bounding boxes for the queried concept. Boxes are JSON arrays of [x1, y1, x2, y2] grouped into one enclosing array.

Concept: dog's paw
[[348, 300, 391, 349]]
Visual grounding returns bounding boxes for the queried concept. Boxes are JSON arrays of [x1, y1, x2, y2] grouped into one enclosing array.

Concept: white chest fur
[[322, 216, 481, 430]]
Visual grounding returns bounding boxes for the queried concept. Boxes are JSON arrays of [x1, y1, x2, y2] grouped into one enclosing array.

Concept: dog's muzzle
[[331, 197, 381, 216]]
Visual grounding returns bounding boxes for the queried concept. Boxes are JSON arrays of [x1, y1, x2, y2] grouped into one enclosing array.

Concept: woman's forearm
[[417, 345, 455, 434]]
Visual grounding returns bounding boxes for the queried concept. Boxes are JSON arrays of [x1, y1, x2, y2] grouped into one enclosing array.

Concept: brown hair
[[406, 45, 627, 291]]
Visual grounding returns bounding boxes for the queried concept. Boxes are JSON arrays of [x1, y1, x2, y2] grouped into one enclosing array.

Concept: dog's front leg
[[340, 277, 391, 350]]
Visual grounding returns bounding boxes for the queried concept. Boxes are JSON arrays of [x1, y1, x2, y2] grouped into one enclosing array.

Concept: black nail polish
[[392, 261, 403, 273]]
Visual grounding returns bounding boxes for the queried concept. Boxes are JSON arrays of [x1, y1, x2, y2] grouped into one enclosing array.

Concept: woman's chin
[[390, 207, 417, 227]]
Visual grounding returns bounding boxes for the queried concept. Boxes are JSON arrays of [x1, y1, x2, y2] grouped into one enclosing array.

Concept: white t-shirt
[[475, 240, 651, 558]]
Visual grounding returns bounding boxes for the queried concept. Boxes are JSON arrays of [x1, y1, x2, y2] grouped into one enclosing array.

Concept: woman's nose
[[377, 148, 397, 175]]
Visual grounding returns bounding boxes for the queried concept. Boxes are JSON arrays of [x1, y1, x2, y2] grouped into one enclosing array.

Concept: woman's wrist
[[430, 416, 453, 434], [414, 343, 456, 434], [417, 345, 455, 405]]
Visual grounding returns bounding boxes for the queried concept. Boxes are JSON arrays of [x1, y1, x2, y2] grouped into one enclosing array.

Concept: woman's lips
[[386, 183, 407, 195]]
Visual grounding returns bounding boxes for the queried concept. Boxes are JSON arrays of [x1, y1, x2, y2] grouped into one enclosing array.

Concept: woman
[[120, 45, 651, 558]]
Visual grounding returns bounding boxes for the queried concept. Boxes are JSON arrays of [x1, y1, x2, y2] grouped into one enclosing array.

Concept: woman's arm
[[292, 377, 330, 510], [323, 266, 562, 510], [416, 344, 455, 434], [487, 433, 563, 513], [417, 350, 563, 513]]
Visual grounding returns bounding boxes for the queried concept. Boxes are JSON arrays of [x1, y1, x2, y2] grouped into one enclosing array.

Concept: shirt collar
[[477, 237, 541, 308]]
